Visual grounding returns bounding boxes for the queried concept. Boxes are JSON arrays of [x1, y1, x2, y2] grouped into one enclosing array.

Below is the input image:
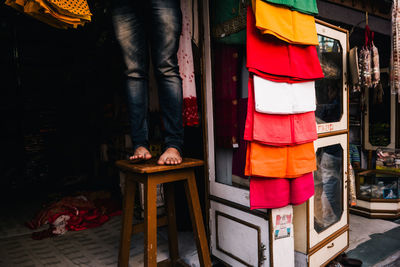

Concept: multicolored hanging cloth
[[261, 0, 318, 15], [251, 0, 318, 45], [246, 7, 323, 83]]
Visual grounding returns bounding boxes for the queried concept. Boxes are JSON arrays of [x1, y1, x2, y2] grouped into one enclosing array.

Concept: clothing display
[[252, 0, 319, 45], [247, 8, 323, 83], [261, 0, 318, 15], [244, 75, 317, 146], [5, 0, 91, 29], [242, 5, 320, 209], [250, 172, 314, 209], [253, 75, 316, 114], [214, 44, 241, 148], [178, 0, 200, 127], [245, 141, 316, 178]]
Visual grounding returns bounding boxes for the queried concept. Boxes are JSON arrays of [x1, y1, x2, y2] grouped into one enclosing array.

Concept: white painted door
[[315, 23, 348, 134]]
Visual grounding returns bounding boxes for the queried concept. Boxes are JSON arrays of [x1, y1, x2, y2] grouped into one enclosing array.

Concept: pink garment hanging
[[246, 7, 323, 83], [178, 0, 199, 126], [250, 172, 314, 209], [244, 75, 318, 146]]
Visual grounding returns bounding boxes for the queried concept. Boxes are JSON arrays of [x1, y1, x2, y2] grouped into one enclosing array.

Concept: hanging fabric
[[214, 44, 241, 148], [260, 0, 318, 15], [366, 25, 380, 87], [253, 75, 316, 114], [244, 75, 318, 146], [178, 0, 200, 127], [391, 0, 400, 97], [245, 141, 317, 178], [359, 25, 380, 89], [349, 47, 360, 92], [210, 0, 247, 44], [232, 98, 249, 179], [246, 7, 323, 83], [250, 172, 314, 209], [5, 0, 91, 29], [251, 0, 319, 45]]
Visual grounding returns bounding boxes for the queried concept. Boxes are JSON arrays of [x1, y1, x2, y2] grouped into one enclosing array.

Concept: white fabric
[[253, 75, 316, 114]]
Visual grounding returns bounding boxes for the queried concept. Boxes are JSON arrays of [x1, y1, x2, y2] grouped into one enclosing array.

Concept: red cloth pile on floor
[[26, 191, 121, 239]]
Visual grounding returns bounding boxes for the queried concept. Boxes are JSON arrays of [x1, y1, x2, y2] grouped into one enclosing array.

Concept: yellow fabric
[[252, 0, 318, 45], [5, 0, 91, 29]]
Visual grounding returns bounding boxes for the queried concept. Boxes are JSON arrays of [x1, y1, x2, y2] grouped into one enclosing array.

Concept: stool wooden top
[[116, 158, 204, 174]]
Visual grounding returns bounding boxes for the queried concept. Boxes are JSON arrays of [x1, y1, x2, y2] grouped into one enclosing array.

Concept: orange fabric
[[245, 141, 316, 178], [5, 0, 91, 29], [252, 0, 318, 45]]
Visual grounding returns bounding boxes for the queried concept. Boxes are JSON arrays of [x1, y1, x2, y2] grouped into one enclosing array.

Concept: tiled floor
[[1, 199, 399, 267], [346, 214, 400, 266]]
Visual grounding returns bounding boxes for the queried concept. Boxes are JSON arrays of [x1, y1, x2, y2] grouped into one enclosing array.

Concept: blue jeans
[[112, 0, 184, 154]]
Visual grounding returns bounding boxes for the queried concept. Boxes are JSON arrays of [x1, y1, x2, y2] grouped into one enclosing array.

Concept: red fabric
[[246, 7, 323, 83], [250, 172, 314, 209], [244, 75, 317, 146], [183, 96, 200, 126], [26, 193, 121, 239], [214, 44, 241, 147]]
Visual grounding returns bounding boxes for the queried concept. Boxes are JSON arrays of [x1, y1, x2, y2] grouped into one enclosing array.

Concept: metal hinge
[[259, 243, 267, 266]]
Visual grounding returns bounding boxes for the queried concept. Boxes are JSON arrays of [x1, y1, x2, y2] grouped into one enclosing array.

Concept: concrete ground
[[346, 214, 400, 267]]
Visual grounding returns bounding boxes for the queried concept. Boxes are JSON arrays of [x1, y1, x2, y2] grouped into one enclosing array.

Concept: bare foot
[[129, 146, 152, 162], [157, 147, 182, 165]]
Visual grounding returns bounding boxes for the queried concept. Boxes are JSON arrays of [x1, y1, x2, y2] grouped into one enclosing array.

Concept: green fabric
[[210, 0, 246, 45], [262, 0, 318, 15]]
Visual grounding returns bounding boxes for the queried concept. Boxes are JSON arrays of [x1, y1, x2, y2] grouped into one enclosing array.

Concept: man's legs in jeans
[[112, 0, 184, 164], [112, 1, 152, 161], [150, 0, 184, 164]]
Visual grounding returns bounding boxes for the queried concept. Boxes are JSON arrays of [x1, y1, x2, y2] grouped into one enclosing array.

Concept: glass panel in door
[[313, 144, 343, 233], [315, 35, 343, 125]]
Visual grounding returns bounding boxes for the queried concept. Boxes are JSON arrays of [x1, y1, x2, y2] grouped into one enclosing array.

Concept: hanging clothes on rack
[[251, 0, 318, 45], [244, 4, 321, 209]]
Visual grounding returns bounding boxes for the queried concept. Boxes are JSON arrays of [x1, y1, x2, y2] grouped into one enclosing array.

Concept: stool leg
[[165, 183, 179, 263], [184, 171, 212, 267], [144, 178, 158, 267], [119, 175, 136, 267]]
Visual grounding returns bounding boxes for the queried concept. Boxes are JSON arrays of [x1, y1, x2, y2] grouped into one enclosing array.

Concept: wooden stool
[[116, 158, 211, 267]]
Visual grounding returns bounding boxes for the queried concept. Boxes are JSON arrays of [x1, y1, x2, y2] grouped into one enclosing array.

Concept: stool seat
[[116, 158, 204, 174], [116, 158, 211, 267]]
